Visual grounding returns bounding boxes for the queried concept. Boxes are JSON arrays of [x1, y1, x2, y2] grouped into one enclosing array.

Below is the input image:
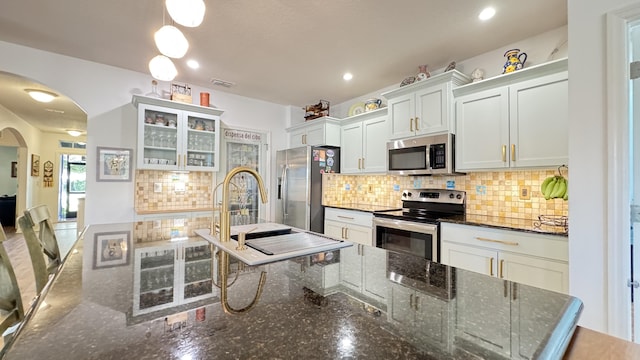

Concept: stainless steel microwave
[[387, 133, 461, 176]]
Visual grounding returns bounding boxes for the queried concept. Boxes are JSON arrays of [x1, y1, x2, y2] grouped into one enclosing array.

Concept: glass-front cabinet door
[[134, 244, 178, 315], [184, 112, 220, 171], [139, 104, 181, 170], [182, 242, 213, 301], [133, 95, 223, 172], [133, 240, 215, 316]]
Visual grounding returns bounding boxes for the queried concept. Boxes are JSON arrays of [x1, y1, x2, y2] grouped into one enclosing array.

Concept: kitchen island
[[2, 220, 582, 360]]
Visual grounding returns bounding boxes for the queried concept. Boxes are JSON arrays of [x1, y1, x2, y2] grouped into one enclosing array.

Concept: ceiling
[[0, 0, 566, 134]]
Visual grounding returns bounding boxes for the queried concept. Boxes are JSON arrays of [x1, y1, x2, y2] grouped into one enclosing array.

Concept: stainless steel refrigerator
[[275, 145, 340, 233]]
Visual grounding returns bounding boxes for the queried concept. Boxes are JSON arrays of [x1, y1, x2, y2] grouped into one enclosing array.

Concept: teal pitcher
[[502, 48, 527, 74]]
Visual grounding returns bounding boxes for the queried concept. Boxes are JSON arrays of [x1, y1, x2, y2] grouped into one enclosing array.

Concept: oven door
[[373, 216, 439, 262]]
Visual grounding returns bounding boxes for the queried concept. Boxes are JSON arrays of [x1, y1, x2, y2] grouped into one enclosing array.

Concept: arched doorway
[[0, 128, 28, 228]]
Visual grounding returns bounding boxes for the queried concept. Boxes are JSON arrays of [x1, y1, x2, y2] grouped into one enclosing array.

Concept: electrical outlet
[[368, 184, 374, 193], [153, 183, 162, 193], [174, 182, 186, 192], [520, 186, 531, 200]]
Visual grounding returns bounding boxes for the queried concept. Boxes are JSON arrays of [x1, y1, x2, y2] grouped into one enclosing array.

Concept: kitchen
[[0, 0, 635, 357]]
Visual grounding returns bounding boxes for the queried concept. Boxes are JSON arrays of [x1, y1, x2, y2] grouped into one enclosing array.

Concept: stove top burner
[[374, 188, 466, 223]]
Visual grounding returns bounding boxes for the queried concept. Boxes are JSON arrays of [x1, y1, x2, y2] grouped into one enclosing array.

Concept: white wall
[[332, 26, 569, 118], [0, 40, 288, 225], [566, 0, 634, 335], [0, 146, 17, 195]]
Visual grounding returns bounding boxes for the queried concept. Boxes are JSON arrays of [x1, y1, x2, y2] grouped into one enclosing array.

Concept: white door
[[632, 22, 640, 342]]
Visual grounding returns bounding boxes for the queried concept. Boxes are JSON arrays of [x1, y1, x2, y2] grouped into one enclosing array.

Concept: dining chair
[[0, 223, 24, 339], [16, 215, 51, 295], [23, 205, 61, 270]]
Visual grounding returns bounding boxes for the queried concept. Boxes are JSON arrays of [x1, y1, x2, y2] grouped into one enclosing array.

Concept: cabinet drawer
[[441, 222, 567, 262], [324, 208, 373, 227]]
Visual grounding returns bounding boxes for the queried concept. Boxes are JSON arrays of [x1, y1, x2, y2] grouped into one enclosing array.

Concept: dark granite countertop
[[440, 214, 569, 236], [324, 203, 568, 236], [3, 221, 581, 359], [324, 203, 402, 213]]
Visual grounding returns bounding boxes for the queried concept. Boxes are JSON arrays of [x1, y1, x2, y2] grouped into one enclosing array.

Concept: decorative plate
[[348, 102, 365, 117]]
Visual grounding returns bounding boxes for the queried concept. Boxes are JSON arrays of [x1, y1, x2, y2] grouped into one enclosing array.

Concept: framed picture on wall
[[96, 147, 132, 182], [11, 161, 17, 178], [93, 231, 131, 269], [31, 154, 39, 177]]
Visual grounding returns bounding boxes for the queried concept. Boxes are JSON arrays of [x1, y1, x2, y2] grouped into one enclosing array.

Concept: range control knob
[[449, 193, 455, 199], [456, 194, 463, 199], [404, 191, 412, 198]]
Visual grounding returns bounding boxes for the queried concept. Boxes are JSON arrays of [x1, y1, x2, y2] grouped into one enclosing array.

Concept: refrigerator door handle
[[281, 164, 288, 218]]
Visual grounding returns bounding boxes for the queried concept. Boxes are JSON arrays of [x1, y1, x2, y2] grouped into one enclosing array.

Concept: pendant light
[[154, 24, 189, 58], [165, 0, 206, 27], [149, 55, 178, 81]]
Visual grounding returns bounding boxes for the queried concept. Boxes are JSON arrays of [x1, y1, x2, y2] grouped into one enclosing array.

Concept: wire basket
[[533, 215, 568, 232]]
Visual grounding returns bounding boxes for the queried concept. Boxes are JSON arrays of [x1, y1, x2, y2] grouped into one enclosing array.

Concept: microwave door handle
[[427, 145, 432, 170]]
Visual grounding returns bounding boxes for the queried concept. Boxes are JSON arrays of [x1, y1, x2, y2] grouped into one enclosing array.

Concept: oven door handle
[[373, 217, 438, 233]]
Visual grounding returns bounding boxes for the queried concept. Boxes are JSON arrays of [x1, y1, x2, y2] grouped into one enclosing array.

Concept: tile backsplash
[[322, 169, 569, 221], [135, 170, 213, 212]]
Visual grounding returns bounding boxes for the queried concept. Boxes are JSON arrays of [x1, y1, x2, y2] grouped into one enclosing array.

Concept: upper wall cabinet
[[133, 95, 224, 172], [340, 108, 389, 174], [382, 70, 471, 139], [286, 117, 341, 148], [453, 59, 568, 171]]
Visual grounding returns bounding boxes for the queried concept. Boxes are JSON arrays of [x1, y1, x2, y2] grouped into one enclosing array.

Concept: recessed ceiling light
[[66, 130, 82, 137], [187, 59, 200, 69], [478, 7, 496, 21], [26, 89, 58, 103], [343, 72, 353, 81]]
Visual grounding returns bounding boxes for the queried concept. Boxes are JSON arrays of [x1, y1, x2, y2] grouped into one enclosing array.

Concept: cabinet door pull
[[502, 145, 507, 162], [410, 118, 414, 132], [503, 280, 508, 298], [361, 158, 365, 169], [414, 117, 419, 131], [184, 154, 187, 168], [511, 144, 516, 162], [176, 248, 179, 261], [409, 293, 414, 308], [358, 158, 362, 169], [303, 134, 307, 144], [337, 215, 354, 220], [499, 259, 504, 278], [344, 227, 349, 240], [341, 227, 345, 239], [414, 295, 420, 311], [475, 237, 519, 246], [489, 257, 494, 276], [513, 283, 517, 301]]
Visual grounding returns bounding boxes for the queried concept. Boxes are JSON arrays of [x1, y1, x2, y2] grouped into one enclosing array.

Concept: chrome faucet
[[216, 166, 268, 314]]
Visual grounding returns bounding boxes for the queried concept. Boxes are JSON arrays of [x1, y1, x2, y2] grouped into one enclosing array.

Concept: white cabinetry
[[381, 71, 470, 139], [454, 58, 568, 171], [324, 207, 374, 246], [340, 108, 388, 174], [338, 244, 387, 304], [133, 95, 223, 172], [133, 239, 214, 315], [440, 222, 569, 293], [389, 282, 451, 350], [286, 117, 341, 148]]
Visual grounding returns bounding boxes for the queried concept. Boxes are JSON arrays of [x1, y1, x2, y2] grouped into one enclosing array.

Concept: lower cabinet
[[133, 239, 215, 315], [287, 259, 340, 296], [324, 207, 374, 246], [440, 222, 569, 293], [455, 270, 568, 359], [389, 282, 452, 351], [339, 244, 388, 304]]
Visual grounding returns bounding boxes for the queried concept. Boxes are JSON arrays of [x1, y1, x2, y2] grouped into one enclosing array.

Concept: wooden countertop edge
[[564, 326, 640, 359], [135, 208, 214, 215]]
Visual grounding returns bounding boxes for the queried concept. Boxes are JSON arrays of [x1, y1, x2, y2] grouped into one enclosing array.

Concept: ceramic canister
[[200, 92, 210, 107]]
